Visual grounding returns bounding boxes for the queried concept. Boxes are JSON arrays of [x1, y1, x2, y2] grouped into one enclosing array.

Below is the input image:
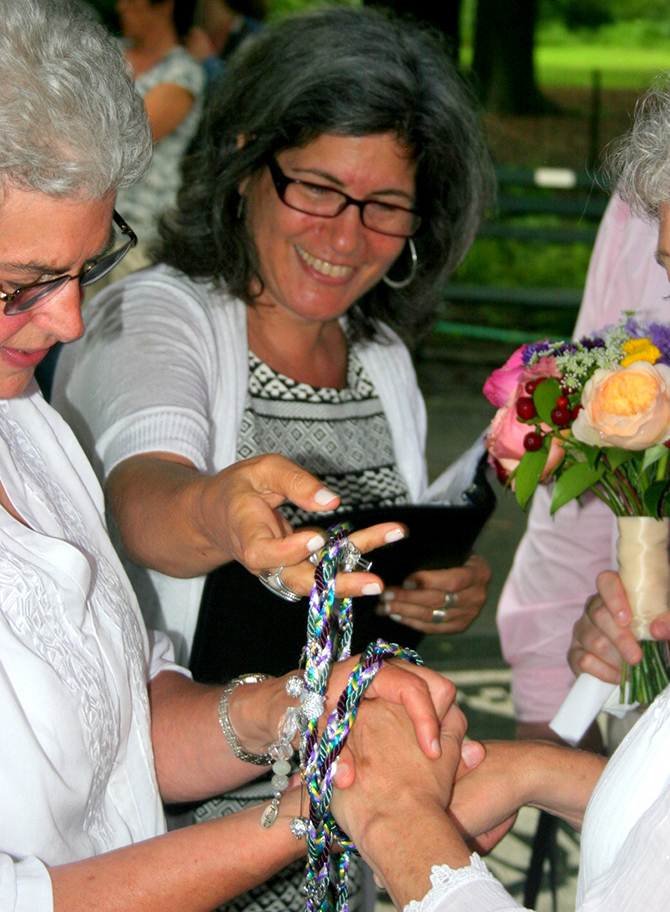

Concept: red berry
[[516, 396, 536, 420], [524, 432, 543, 451], [572, 405, 582, 420], [556, 395, 569, 409], [525, 379, 539, 395], [551, 406, 572, 427]]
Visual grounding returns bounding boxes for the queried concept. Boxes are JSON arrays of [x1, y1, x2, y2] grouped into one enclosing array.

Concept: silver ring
[[308, 541, 372, 573], [258, 567, 301, 603], [431, 607, 447, 624], [443, 591, 457, 610]]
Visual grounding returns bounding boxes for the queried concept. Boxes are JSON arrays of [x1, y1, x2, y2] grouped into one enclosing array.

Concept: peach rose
[[572, 361, 670, 449]]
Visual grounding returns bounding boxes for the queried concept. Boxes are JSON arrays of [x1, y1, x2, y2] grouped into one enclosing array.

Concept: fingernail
[[616, 610, 629, 624], [314, 487, 337, 505], [653, 620, 670, 638], [380, 590, 395, 602], [431, 738, 441, 756], [460, 741, 480, 768], [402, 580, 417, 591], [362, 583, 382, 596], [389, 614, 402, 622], [385, 527, 405, 544], [307, 534, 326, 552]]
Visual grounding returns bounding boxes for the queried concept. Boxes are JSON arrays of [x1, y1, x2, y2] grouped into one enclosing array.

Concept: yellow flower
[[621, 337, 662, 367]]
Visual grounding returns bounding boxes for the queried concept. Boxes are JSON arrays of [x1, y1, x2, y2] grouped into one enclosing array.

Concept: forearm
[[452, 740, 606, 838], [356, 799, 471, 909], [50, 794, 304, 912], [149, 671, 287, 803], [106, 455, 227, 577]]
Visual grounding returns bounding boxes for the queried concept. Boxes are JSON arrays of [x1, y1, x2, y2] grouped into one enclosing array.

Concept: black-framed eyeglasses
[[0, 210, 138, 316], [267, 158, 422, 238]]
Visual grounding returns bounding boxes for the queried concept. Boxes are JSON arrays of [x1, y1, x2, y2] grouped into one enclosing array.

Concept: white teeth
[[296, 246, 353, 278]]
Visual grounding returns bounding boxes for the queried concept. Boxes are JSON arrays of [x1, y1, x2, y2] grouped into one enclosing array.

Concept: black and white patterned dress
[[192, 349, 412, 912]]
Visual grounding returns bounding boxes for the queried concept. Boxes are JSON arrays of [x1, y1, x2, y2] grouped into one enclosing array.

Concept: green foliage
[[534, 378, 562, 425], [550, 460, 604, 513], [265, 0, 358, 19], [515, 449, 549, 510], [451, 235, 592, 289]]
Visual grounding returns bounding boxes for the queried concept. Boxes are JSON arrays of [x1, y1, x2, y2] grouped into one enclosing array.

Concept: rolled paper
[[617, 517, 670, 640], [549, 673, 618, 747]]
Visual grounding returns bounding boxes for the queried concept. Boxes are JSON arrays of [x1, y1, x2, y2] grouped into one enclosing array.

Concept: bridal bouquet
[[484, 316, 670, 706]]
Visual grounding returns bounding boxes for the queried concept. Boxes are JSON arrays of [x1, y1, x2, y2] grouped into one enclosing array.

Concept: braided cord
[[300, 525, 422, 912]]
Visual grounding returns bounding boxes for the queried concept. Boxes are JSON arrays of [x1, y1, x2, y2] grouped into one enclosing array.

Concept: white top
[[405, 682, 670, 912], [52, 265, 428, 663], [496, 195, 670, 722], [0, 385, 183, 910]]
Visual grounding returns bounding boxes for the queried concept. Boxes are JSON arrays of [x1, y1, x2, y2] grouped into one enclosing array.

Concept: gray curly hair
[[0, 0, 152, 203], [609, 76, 670, 219]]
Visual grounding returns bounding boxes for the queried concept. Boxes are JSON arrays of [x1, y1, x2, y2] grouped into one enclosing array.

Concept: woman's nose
[[37, 281, 85, 344], [325, 203, 364, 256]]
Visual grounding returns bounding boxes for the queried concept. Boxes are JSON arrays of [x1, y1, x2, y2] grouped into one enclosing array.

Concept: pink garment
[[497, 195, 670, 723]]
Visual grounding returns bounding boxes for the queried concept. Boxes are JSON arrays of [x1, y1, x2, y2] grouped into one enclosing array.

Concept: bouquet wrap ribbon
[[617, 516, 670, 640]]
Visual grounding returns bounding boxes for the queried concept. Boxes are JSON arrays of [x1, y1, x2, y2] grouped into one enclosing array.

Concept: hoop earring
[[382, 238, 417, 289]]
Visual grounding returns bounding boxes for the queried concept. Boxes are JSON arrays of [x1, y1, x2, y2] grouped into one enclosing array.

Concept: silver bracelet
[[217, 673, 271, 765]]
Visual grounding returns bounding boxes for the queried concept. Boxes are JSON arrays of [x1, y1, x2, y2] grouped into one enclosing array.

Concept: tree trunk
[[472, 0, 545, 115]]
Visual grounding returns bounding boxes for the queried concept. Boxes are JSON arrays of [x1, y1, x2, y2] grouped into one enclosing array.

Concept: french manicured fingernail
[[362, 583, 382, 596], [380, 590, 395, 602], [314, 487, 337, 505], [385, 527, 405, 544], [431, 738, 441, 755], [389, 614, 402, 622], [307, 534, 326, 552], [403, 580, 418, 590]]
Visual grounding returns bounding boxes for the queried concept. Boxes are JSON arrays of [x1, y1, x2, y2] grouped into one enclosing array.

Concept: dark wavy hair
[[157, 4, 494, 344]]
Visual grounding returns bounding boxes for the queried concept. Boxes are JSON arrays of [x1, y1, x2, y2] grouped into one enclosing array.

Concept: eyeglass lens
[[4, 230, 134, 315]]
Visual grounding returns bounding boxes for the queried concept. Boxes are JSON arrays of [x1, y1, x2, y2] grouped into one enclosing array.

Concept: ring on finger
[[443, 590, 457, 610], [431, 607, 447, 624], [258, 567, 301, 603], [308, 540, 372, 573]]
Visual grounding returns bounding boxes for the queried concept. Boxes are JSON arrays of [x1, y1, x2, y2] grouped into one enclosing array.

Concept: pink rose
[[486, 395, 565, 487], [573, 362, 670, 449], [483, 347, 525, 408]]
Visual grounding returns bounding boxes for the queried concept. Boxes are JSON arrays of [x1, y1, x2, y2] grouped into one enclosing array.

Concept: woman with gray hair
[[0, 1, 454, 909]]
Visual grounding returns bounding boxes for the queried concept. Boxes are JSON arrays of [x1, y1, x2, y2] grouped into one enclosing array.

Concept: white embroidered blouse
[[0, 385, 182, 911]]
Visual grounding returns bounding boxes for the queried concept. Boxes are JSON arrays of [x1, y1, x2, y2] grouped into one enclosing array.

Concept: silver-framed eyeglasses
[[0, 210, 137, 316], [267, 158, 422, 238]]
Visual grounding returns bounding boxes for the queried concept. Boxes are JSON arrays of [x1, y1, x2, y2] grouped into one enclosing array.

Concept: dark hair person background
[[0, 1, 456, 908], [53, 9, 493, 907]]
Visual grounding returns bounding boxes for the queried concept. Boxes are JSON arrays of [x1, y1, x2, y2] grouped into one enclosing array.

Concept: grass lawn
[[536, 45, 670, 89]]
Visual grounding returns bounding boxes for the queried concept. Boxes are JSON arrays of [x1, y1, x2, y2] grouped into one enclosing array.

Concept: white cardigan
[[54, 265, 428, 664]]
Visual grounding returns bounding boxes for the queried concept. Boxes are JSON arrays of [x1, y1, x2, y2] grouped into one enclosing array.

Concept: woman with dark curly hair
[[56, 2, 494, 669], [54, 11, 493, 906]]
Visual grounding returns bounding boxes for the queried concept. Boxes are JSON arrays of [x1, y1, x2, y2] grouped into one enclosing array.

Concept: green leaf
[[644, 480, 670, 517], [533, 378, 562, 425], [641, 444, 669, 474], [606, 447, 636, 472], [515, 448, 549, 511], [550, 461, 605, 513]]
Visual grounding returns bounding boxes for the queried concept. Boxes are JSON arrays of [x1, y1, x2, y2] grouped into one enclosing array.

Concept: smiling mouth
[[296, 246, 354, 278]]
